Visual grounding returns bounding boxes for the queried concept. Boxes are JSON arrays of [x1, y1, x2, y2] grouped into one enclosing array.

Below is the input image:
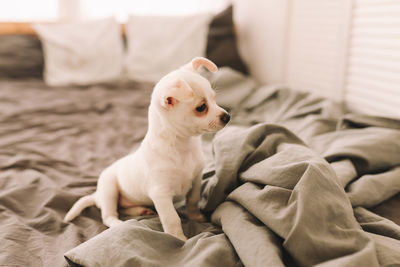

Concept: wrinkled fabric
[[0, 79, 153, 266], [1, 69, 400, 267]]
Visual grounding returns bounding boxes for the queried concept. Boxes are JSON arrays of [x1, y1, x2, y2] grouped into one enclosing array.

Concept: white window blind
[[345, 0, 400, 118], [283, 0, 400, 118], [284, 0, 351, 100]]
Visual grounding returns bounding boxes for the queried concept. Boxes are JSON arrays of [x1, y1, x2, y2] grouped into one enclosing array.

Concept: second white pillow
[[125, 14, 211, 82]]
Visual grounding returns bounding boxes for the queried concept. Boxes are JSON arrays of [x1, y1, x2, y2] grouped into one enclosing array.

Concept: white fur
[[64, 57, 229, 241]]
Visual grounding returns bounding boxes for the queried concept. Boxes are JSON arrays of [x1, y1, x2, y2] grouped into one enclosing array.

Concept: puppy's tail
[[64, 194, 96, 222]]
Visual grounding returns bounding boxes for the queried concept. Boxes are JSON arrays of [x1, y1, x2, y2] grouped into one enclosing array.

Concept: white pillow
[[125, 14, 211, 82], [34, 18, 123, 86]]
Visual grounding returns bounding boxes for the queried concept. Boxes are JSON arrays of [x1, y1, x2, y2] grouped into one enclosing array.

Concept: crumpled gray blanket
[[1, 69, 400, 267], [65, 69, 400, 267]]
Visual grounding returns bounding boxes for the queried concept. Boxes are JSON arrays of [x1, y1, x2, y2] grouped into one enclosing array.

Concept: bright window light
[[81, 0, 229, 22], [0, 0, 58, 21], [0, 0, 229, 22]]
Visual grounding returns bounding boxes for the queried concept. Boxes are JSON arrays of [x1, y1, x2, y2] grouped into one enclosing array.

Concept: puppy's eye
[[196, 103, 207, 112]]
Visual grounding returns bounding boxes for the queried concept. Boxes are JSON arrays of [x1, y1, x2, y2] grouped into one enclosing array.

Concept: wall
[[233, 0, 288, 85], [234, 0, 400, 118]]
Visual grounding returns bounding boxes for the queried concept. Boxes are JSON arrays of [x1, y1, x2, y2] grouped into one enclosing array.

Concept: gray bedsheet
[[1, 70, 400, 266], [0, 79, 153, 266]]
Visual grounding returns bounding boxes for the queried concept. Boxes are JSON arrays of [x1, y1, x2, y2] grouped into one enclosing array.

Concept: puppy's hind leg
[[118, 195, 155, 216], [119, 206, 155, 216], [96, 169, 123, 227]]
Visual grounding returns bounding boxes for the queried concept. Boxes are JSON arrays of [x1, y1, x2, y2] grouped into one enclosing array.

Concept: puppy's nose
[[219, 112, 230, 125]]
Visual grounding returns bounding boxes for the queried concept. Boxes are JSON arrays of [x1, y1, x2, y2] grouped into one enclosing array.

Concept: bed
[[1, 5, 400, 267]]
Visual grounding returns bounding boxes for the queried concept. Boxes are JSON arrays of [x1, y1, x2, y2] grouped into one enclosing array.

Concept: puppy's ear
[[182, 57, 218, 73], [161, 79, 194, 109], [192, 57, 218, 73]]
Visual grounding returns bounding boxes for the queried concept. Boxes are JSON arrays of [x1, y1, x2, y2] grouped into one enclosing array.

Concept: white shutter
[[345, 0, 400, 118], [284, 0, 351, 100]]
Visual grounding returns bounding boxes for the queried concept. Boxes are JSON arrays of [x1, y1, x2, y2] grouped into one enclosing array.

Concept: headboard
[[0, 23, 37, 35], [234, 0, 400, 119], [0, 22, 128, 35]]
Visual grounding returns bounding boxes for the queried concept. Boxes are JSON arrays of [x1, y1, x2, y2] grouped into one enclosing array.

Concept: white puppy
[[64, 57, 230, 241]]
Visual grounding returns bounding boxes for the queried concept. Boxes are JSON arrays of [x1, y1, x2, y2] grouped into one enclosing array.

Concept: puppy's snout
[[219, 112, 230, 125]]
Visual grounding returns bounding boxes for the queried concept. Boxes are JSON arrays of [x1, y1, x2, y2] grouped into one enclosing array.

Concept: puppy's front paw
[[168, 229, 187, 242], [187, 211, 207, 223], [175, 233, 187, 242]]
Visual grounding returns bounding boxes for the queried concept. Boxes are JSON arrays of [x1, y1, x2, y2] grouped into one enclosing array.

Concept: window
[[0, 0, 228, 22], [0, 0, 58, 21]]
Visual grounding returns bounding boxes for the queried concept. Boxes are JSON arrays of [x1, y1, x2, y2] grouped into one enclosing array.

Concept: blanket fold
[[209, 124, 380, 266]]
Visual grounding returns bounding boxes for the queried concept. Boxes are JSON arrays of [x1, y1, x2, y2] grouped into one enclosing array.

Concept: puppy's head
[[152, 57, 230, 136]]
